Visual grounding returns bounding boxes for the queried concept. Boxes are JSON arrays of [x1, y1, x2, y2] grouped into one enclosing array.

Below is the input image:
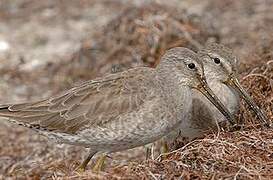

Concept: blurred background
[[0, 0, 272, 179]]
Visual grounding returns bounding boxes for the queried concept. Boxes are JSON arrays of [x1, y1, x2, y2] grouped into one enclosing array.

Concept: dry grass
[[105, 130, 273, 179], [49, 1, 211, 89]]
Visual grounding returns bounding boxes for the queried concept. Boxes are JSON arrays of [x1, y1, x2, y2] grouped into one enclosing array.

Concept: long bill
[[225, 75, 271, 127], [195, 77, 236, 125]]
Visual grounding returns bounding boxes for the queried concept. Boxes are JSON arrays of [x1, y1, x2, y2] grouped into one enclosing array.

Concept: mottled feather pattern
[[0, 68, 153, 134]]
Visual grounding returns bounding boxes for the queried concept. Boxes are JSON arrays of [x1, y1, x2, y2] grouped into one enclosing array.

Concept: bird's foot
[[229, 123, 243, 131], [76, 150, 97, 173], [76, 166, 86, 173]]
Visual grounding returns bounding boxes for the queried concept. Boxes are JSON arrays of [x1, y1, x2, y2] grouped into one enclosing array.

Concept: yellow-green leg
[[162, 140, 169, 154], [77, 150, 97, 172], [92, 154, 107, 173]]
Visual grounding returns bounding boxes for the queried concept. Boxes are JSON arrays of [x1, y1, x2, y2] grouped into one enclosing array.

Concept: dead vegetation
[[104, 129, 273, 179], [50, 2, 212, 88], [0, 0, 272, 179]]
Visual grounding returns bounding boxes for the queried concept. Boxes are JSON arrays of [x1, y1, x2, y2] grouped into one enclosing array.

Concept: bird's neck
[[156, 66, 189, 96], [155, 68, 192, 120]]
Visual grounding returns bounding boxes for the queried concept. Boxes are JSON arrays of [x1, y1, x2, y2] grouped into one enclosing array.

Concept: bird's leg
[[145, 144, 152, 160], [77, 149, 97, 172], [145, 147, 151, 160], [162, 140, 169, 154], [92, 154, 107, 172]]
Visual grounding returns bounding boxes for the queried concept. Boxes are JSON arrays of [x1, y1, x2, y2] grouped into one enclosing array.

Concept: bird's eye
[[188, 63, 195, 69], [213, 57, 221, 64]]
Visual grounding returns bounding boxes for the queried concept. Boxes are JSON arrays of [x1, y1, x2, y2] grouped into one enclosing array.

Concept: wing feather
[[0, 68, 155, 134]]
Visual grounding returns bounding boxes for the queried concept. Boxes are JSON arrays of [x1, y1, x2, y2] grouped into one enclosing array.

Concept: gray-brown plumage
[[0, 47, 234, 171], [171, 43, 271, 139], [189, 43, 240, 136]]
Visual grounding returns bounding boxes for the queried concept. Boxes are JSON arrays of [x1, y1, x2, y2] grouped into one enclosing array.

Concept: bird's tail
[[0, 101, 53, 131]]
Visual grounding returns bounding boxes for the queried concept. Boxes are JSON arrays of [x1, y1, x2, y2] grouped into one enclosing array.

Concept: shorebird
[[192, 42, 270, 133], [0, 47, 235, 171], [162, 43, 270, 149]]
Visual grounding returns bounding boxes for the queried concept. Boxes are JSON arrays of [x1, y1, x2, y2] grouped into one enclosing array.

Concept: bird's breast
[[210, 81, 240, 115], [192, 81, 240, 125]]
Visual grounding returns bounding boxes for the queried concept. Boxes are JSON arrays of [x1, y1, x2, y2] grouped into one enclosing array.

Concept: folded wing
[[0, 69, 154, 134]]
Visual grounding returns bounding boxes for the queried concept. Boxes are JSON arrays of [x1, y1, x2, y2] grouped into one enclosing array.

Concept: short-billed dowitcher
[[163, 43, 270, 149], [192, 42, 270, 133], [0, 47, 234, 171]]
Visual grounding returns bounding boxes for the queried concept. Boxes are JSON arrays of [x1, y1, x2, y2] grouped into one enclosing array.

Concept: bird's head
[[157, 47, 235, 125], [198, 42, 270, 127]]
